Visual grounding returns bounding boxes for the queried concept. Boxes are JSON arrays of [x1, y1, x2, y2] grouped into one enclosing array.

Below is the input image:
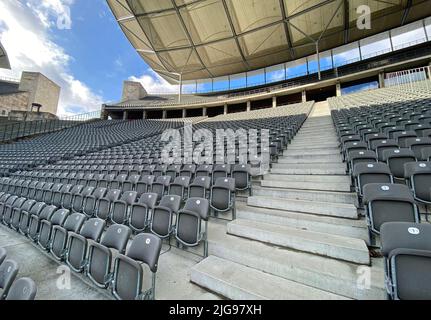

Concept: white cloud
[[0, 0, 102, 117], [128, 69, 179, 95]]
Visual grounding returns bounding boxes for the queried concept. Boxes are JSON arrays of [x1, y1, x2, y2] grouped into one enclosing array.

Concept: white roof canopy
[[107, 0, 431, 83]]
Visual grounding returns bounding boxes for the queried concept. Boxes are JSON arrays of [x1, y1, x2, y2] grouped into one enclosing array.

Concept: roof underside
[[0, 41, 11, 70], [107, 0, 431, 83]]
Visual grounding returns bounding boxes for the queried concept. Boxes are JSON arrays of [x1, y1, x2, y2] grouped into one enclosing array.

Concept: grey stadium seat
[[96, 189, 121, 221], [65, 218, 106, 273], [111, 191, 138, 224], [27, 205, 57, 242], [38, 209, 70, 251], [363, 183, 420, 241], [381, 222, 431, 300], [175, 198, 210, 257], [188, 177, 211, 199], [50, 213, 86, 260], [382, 149, 416, 181], [0, 259, 19, 299], [5, 278, 37, 300], [18, 202, 45, 236], [150, 195, 181, 239], [111, 233, 162, 300], [86, 224, 131, 288], [129, 193, 158, 233], [210, 177, 236, 219]]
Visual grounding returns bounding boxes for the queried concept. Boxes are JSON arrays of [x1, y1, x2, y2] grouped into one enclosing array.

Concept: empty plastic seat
[[168, 176, 190, 199], [212, 164, 230, 183], [381, 222, 431, 300], [374, 140, 399, 161], [0, 259, 19, 299], [363, 183, 419, 238], [87, 224, 131, 288], [123, 174, 140, 192], [129, 193, 158, 233], [111, 233, 162, 300], [353, 163, 393, 197], [232, 164, 251, 193], [83, 187, 107, 218], [196, 165, 213, 177], [62, 185, 84, 210], [382, 149, 416, 180], [210, 177, 236, 219], [50, 212, 86, 260], [65, 218, 106, 272], [27, 205, 57, 241], [5, 278, 37, 300], [52, 184, 72, 208], [150, 176, 171, 201], [18, 202, 45, 235], [150, 195, 181, 239], [180, 164, 196, 178], [348, 151, 377, 173], [72, 186, 95, 213], [111, 191, 138, 225], [188, 176, 211, 199], [404, 162, 431, 220], [165, 164, 181, 180], [175, 198, 210, 257], [393, 131, 417, 148], [2, 197, 26, 226], [406, 137, 431, 160], [110, 174, 128, 190], [136, 175, 155, 196], [38, 209, 70, 250], [96, 189, 121, 221]]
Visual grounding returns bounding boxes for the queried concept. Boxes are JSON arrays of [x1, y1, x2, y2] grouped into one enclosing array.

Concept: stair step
[[272, 163, 346, 175], [260, 179, 351, 192], [287, 145, 340, 151], [227, 219, 370, 265], [253, 186, 355, 204], [208, 224, 385, 300], [236, 204, 368, 240], [247, 196, 358, 219], [283, 149, 341, 156], [190, 256, 349, 300], [263, 174, 350, 184], [278, 155, 342, 164]]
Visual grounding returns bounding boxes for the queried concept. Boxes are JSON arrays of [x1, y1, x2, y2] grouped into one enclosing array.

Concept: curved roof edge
[[0, 41, 11, 70]]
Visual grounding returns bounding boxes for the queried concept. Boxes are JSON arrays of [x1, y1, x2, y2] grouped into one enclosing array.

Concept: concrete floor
[[0, 224, 220, 300]]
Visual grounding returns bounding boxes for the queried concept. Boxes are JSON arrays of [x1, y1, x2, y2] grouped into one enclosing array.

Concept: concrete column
[[336, 82, 342, 97], [378, 72, 385, 88], [162, 110, 167, 119], [302, 90, 307, 103], [123, 110, 128, 120], [246, 100, 251, 112], [182, 109, 187, 118], [224, 104, 228, 115], [202, 107, 207, 116], [272, 96, 277, 108], [143, 110, 147, 119]]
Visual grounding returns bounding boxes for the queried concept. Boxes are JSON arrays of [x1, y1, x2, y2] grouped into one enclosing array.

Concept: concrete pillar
[[162, 110, 167, 119], [182, 109, 187, 118], [378, 72, 385, 88], [143, 110, 147, 119], [202, 107, 207, 116], [272, 96, 277, 108], [224, 104, 228, 115], [336, 82, 342, 97], [246, 100, 251, 112], [123, 110, 128, 120], [302, 90, 307, 103]]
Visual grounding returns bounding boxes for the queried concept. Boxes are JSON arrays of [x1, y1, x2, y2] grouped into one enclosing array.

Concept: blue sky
[[0, 0, 174, 116]]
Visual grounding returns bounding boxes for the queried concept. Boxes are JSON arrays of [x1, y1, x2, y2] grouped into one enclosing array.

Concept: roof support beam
[[401, 0, 413, 26], [343, 0, 350, 44], [168, 0, 214, 78], [278, 0, 295, 58], [220, 0, 250, 70]]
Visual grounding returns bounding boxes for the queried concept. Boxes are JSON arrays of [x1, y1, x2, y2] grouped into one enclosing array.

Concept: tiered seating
[[330, 84, 431, 300], [0, 102, 309, 299], [0, 119, 183, 176], [0, 247, 37, 300]]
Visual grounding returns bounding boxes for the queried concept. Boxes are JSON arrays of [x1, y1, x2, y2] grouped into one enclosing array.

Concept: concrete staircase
[[191, 101, 385, 300]]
